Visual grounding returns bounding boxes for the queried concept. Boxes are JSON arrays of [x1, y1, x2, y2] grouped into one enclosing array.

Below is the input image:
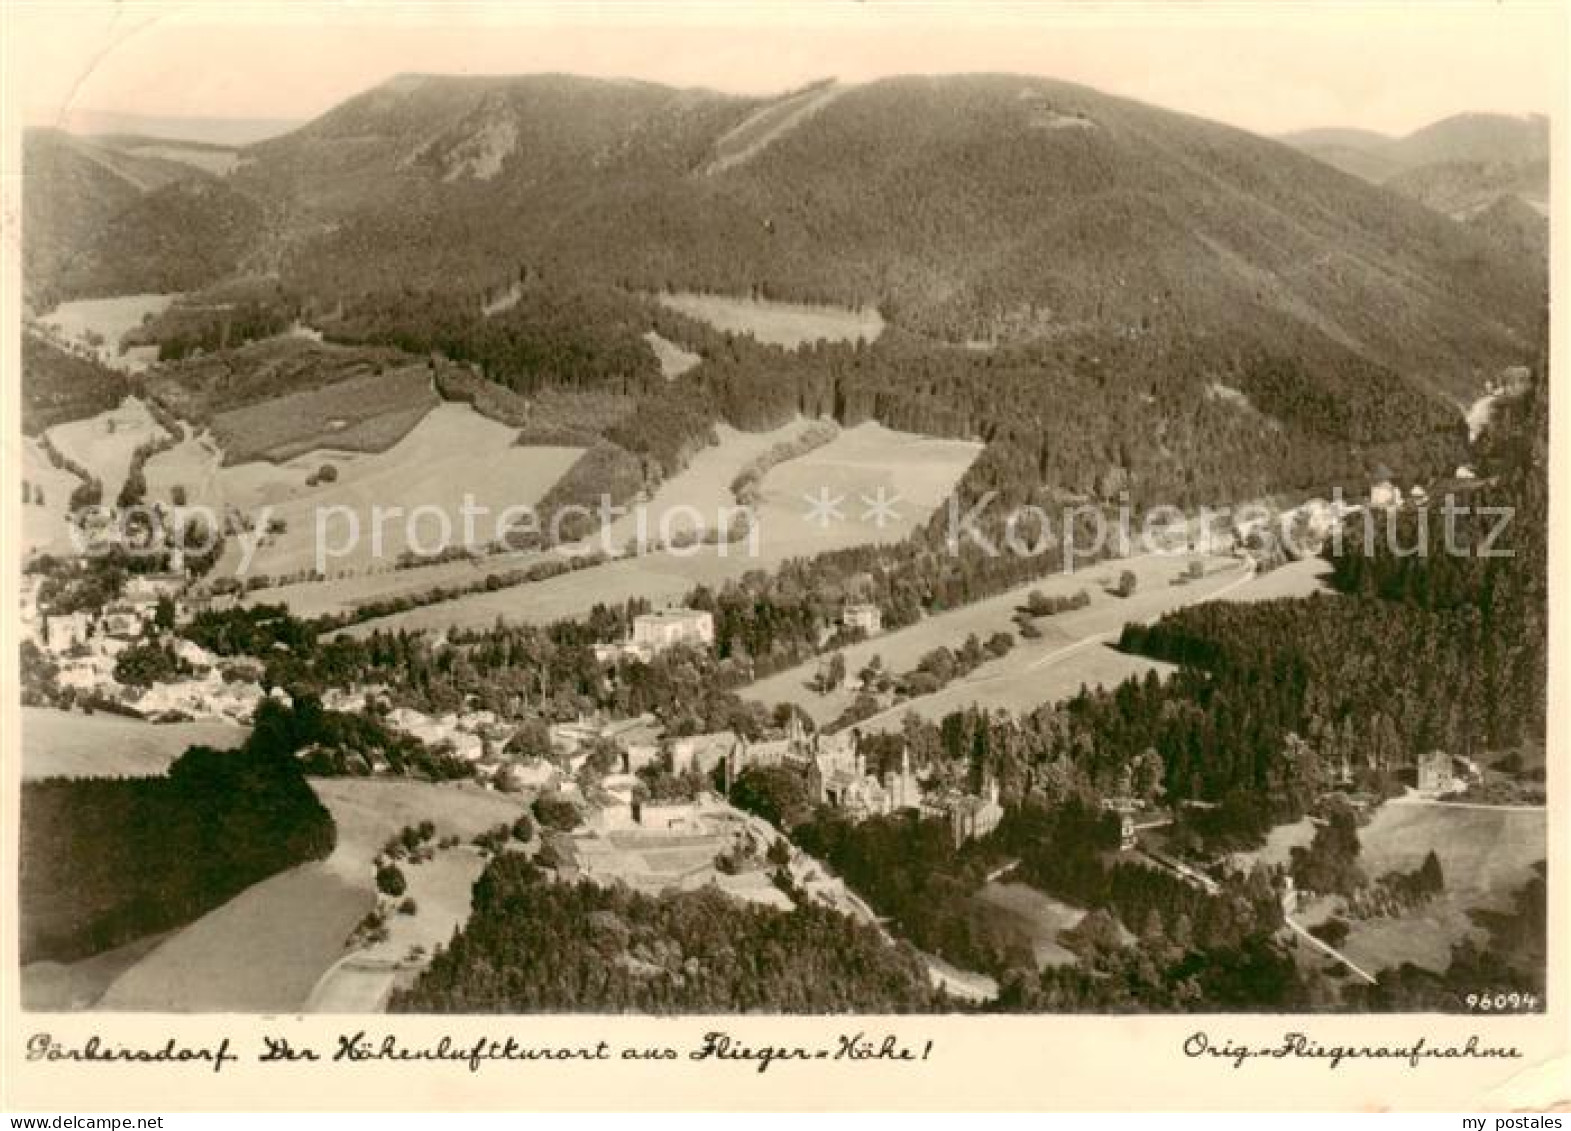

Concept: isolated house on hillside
[[841, 603, 883, 635], [631, 608, 714, 654], [1370, 480, 1403, 509], [1416, 749, 1454, 795]]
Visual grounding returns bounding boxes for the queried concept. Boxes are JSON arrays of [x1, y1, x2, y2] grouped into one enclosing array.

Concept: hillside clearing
[[748, 422, 983, 557], [644, 330, 702, 380], [657, 292, 884, 348], [36, 294, 177, 371], [1333, 802, 1545, 975], [600, 418, 813, 549], [142, 426, 229, 509], [705, 81, 847, 174]]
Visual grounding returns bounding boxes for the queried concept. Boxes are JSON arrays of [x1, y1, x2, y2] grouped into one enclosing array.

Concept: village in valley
[[19, 392, 1543, 1013], [15, 64, 1549, 1018]]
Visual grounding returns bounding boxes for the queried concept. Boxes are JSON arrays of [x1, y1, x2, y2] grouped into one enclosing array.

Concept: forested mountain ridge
[[1281, 112, 1548, 259], [22, 129, 260, 310], [27, 74, 1541, 402]]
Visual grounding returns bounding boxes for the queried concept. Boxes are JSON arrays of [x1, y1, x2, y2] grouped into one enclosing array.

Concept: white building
[[1370, 480, 1403, 510], [125, 572, 184, 605], [631, 608, 714, 655], [842, 603, 883, 635], [43, 612, 93, 654]]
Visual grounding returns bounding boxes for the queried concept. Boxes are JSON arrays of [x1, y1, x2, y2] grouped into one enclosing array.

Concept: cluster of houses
[[322, 668, 1004, 847], [23, 568, 273, 726], [1369, 479, 1430, 510], [662, 714, 1002, 846]]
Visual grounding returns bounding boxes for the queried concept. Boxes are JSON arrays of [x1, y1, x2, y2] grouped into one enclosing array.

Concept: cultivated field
[[46, 397, 170, 504], [658, 292, 885, 348], [210, 364, 438, 464], [21, 437, 82, 556], [745, 550, 1255, 729], [36, 294, 177, 371], [1336, 800, 1546, 974], [215, 403, 583, 581], [21, 707, 248, 781], [337, 421, 981, 636], [91, 778, 525, 1012]]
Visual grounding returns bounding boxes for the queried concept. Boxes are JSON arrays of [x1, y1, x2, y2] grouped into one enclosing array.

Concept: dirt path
[[1285, 916, 1378, 985]]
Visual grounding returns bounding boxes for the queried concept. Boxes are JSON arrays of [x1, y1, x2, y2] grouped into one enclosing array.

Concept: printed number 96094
[[1465, 992, 1539, 1012]]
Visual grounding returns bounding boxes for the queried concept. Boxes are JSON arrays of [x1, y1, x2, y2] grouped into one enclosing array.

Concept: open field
[[1233, 816, 1317, 872], [973, 881, 1085, 969], [36, 294, 177, 371], [644, 330, 702, 380], [744, 551, 1258, 728], [46, 397, 170, 504], [214, 403, 583, 581], [210, 364, 438, 464], [336, 422, 980, 636], [1333, 801, 1546, 975], [306, 845, 492, 1012], [20, 932, 171, 1011], [21, 437, 83, 556], [748, 422, 983, 557], [340, 544, 768, 637], [21, 707, 249, 781], [142, 426, 230, 509], [658, 292, 885, 348], [601, 419, 813, 548], [89, 778, 525, 1012], [240, 548, 558, 620], [1218, 554, 1333, 602]]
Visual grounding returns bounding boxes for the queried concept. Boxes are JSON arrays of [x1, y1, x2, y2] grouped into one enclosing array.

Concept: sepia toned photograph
[[3, 0, 1558, 1052]]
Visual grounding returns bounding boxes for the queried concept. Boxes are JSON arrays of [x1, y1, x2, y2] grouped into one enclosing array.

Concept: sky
[[8, 1, 1564, 143]]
